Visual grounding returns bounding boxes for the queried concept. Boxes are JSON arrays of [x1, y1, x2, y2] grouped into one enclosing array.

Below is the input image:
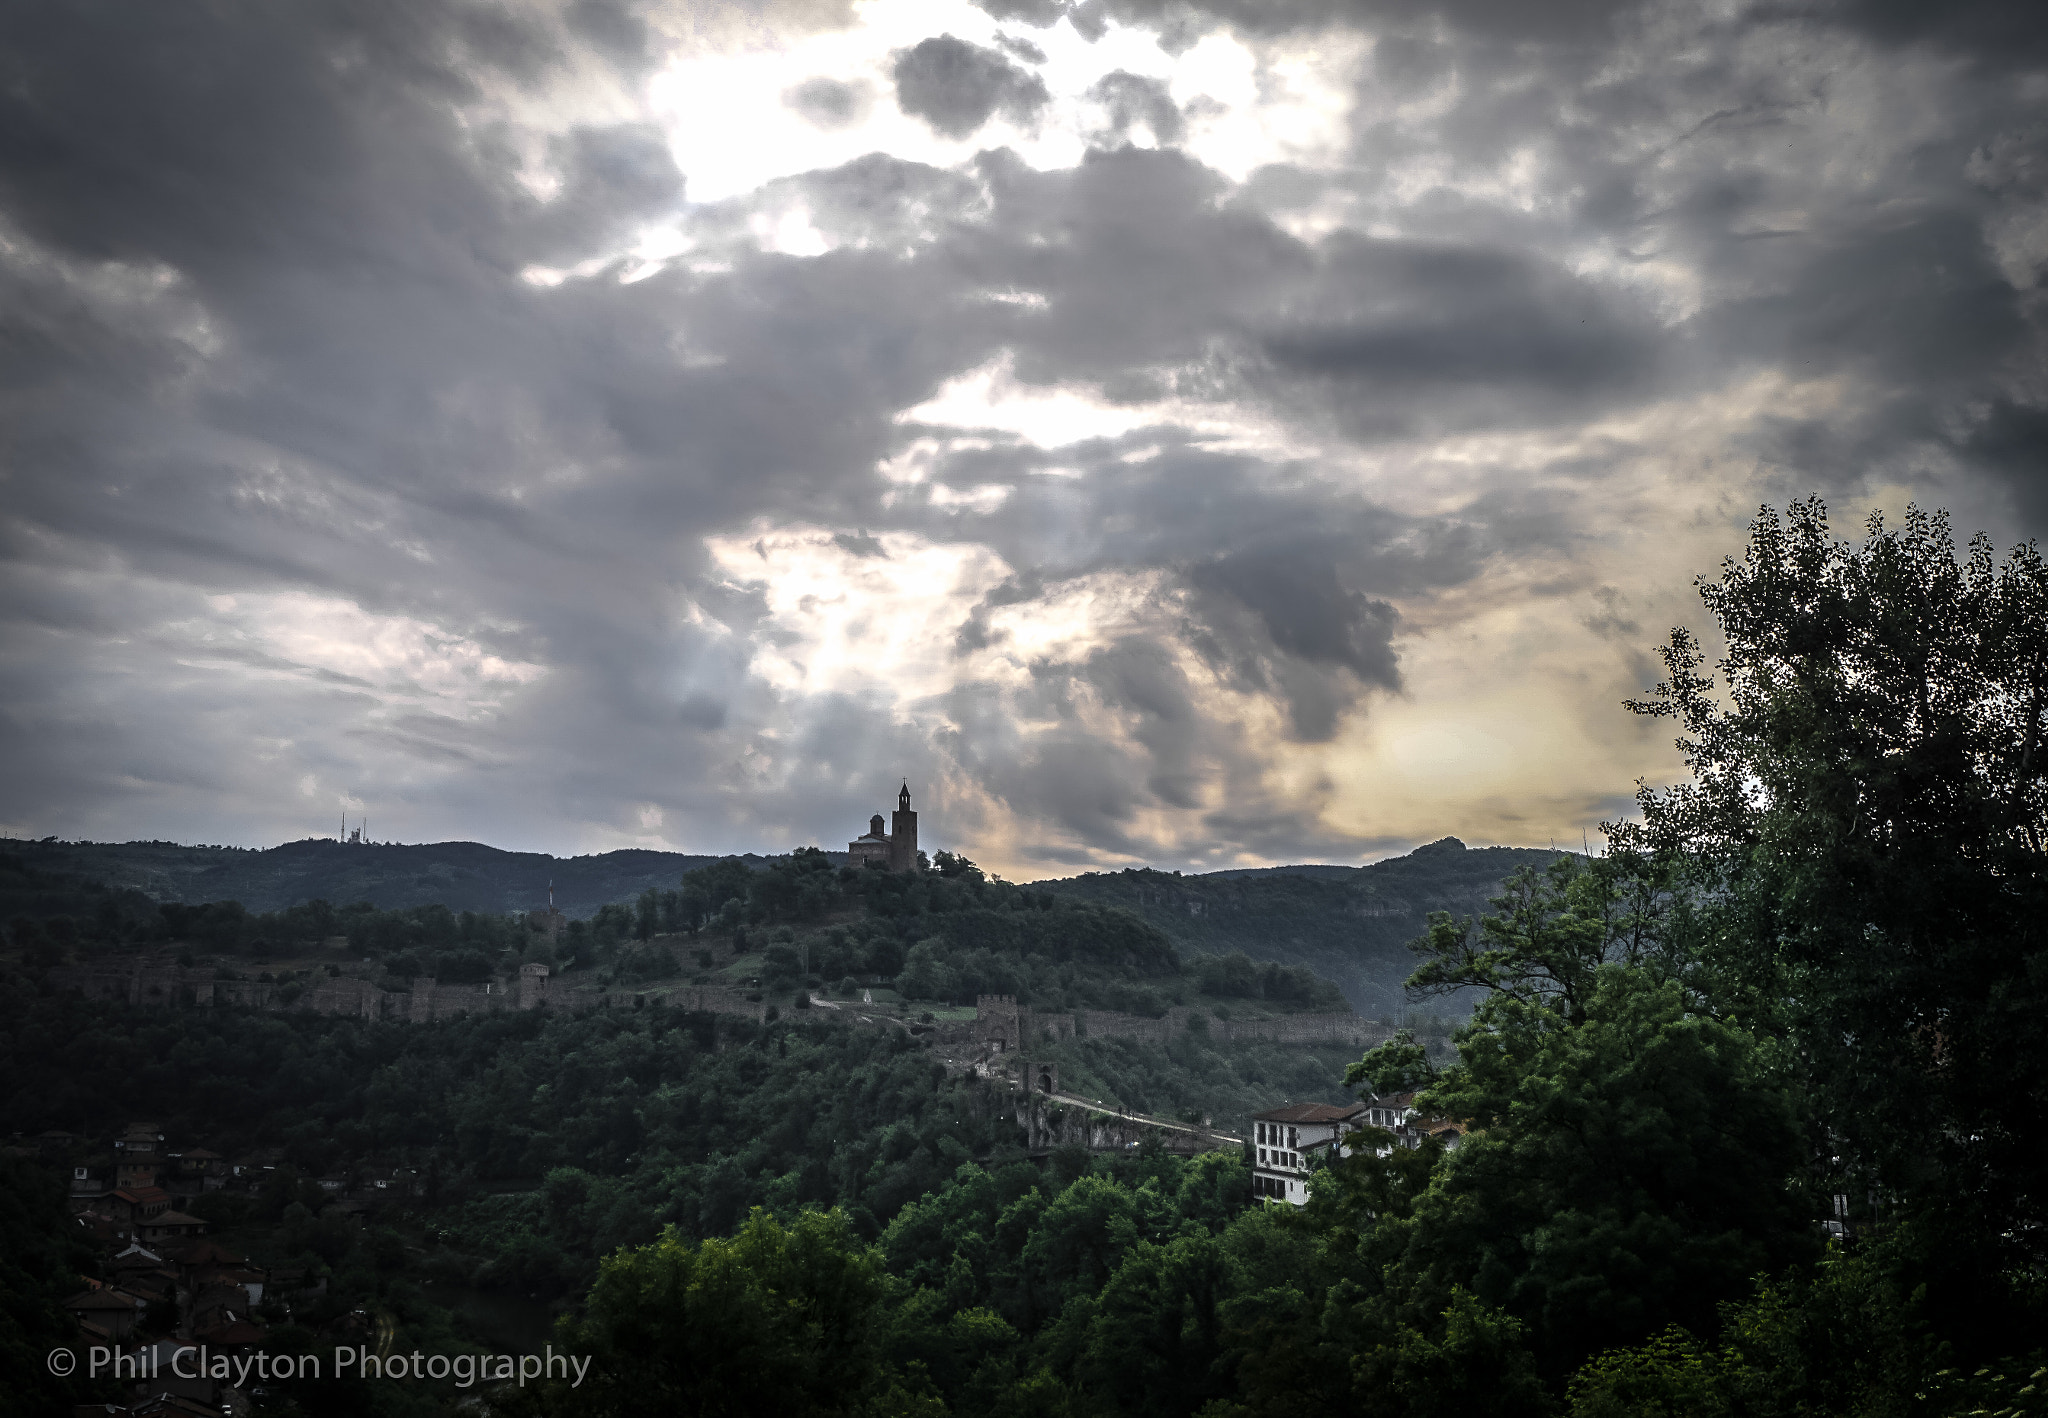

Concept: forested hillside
[[1038, 838, 1564, 1014], [5, 834, 1569, 1018], [0, 837, 757, 918], [9, 504, 2044, 1418]]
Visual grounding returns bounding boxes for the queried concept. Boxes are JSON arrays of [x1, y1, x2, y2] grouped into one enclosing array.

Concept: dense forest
[[3, 841, 1347, 1023], [6, 501, 2046, 1417], [1037, 839, 1563, 1013], [0, 837, 752, 918], [0, 833, 1571, 1017]]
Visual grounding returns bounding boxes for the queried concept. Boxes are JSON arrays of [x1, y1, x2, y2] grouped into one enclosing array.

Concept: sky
[[1, 0, 2044, 880]]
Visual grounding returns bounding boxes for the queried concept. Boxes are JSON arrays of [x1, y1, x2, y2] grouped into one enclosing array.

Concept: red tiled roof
[[1253, 1102, 1369, 1124], [64, 1289, 143, 1312], [174, 1239, 249, 1269]]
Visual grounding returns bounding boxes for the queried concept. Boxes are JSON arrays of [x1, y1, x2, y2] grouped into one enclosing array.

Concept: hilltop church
[[849, 783, 921, 872]]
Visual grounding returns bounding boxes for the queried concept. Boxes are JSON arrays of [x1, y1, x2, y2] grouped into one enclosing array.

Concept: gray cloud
[[1087, 71, 1183, 146], [786, 76, 873, 130], [3, 0, 2046, 871], [891, 35, 1051, 139]]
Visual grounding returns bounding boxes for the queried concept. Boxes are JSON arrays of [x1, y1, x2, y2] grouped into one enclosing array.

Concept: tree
[[932, 851, 985, 883], [551, 1208, 908, 1417], [1344, 1028, 1434, 1096], [1402, 852, 1687, 1025], [1400, 967, 1816, 1374], [0, 1158, 110, 1414], [1614, 500, 2048, 1289]]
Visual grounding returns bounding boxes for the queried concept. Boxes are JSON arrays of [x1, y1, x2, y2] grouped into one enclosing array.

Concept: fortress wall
[[40, 961, 1382, 1048], [1217, 1012, 1391, 1047], [1000, 1003, 1388, 1051], [41, 962, 767, 1026]]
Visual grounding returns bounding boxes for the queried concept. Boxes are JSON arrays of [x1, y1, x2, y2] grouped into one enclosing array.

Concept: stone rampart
[[1002, 1003, 1389, 1050], [43, 960, 766, 1026], [44, 959, 1374, 1047]]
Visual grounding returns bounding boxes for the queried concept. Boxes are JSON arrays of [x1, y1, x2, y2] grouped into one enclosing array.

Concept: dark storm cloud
[[984, 0, 1636, 42], [564, 0, 649, 62], [1255, 234, 1665, 435], [891, 35, 1051, 140], [1190, 551, 1401, 687], [994, 33, 1050, 65], [977, 0, 1075, 30], [1829, 0, 2048, 70], [1086, 71, 1183, 146], [0, 0, 1004, 852], [882, 144, 1670, 441], [6, 0, 2048, 869]]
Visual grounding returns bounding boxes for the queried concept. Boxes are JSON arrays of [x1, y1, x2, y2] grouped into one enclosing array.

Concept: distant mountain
[[1035, 838, 1569, 1017], [0, 837, 807, 918]]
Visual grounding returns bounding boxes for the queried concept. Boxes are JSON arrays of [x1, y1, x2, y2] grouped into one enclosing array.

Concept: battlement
[[975, 994, 1022, 1052]]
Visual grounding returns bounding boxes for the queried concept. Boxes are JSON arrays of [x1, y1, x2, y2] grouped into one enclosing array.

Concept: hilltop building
[[848, 783, 921, 872]]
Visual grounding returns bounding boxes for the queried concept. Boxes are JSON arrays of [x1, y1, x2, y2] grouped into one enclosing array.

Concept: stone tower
[[888, 781, 919, 872]]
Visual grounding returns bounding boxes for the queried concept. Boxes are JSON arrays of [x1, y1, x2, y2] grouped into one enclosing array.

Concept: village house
[[137, 1208, 208, 1246], [71, 1159, 112, 1201], [101, 1185, 173, 1242], [1250, 1092, 1464, 1205], [62, 1284, 147, 1342], [1250, 1102, 1367, 1204], [169, 1146, 227, 1198]]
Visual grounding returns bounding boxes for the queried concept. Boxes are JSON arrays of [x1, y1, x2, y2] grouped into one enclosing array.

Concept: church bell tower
[[889, 782, 920, 872]]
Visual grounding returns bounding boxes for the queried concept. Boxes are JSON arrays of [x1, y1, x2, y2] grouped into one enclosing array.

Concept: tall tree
[[1615, 500, 2048, 1287]]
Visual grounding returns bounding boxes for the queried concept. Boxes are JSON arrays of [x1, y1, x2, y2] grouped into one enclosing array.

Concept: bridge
[[1014, 1086, 1243, 1158]]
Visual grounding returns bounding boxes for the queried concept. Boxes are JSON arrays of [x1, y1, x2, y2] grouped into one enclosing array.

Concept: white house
[[1251, 1092, 1461, 1205], [1250, 1102, 1367, 1205]]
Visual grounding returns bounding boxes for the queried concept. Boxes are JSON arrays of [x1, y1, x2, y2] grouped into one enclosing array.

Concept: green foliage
[[1408, 967, 1815, 1368], [1567, 1325, 1729, 1418], [0, 1156, 111, 1414], [552, 1208, 907, 1417], [1404, 852, 1687, 1024], [19, 498, 2046, 1418], [931, 850, 986, 882], [1190, 951, 1343, 1008], [1616, 499, 2048, 1341], [1020, 1030, 1354, 1129], [1343, 1028, 1434, 1096], [0, 836, 747, 918], [1038, 841, 1561, 1014], [1564, 1243, 2044, 1418]]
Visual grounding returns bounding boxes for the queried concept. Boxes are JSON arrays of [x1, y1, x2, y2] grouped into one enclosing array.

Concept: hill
[[1035, 837, 1569, 1015], [0, 836, 788, 918], [5, 834, 1571, 1015]]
